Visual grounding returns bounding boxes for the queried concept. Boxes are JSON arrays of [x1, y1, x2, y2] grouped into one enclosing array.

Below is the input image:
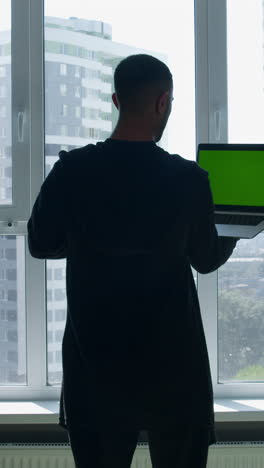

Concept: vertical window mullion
[[11, 0, 30, 221], [26, 0, 47, 392], [194, 0, 228, 395]]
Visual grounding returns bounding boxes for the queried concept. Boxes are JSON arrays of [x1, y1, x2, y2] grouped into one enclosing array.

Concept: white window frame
[[195, 0, 264, 399], [0, 0, 263, 402]]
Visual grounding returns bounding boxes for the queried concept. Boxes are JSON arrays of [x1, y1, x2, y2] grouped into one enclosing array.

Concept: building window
[[60, 125, 67, 136], [5, 248, 16, 260], [0, 86, 6, 98], [6, 269, 16, 281], [74, 86, 81, 98], [0, 310, 7, 321], [8, 351, 18, 363], [7, 330, 18, 342], [0, 128, 7, 138], [7, 310, 17, 321], [0, 289, 7, 301], [7, 290, 17, 301], [75, 106, 81, 118], [54, 268, 65, 280], [74, 127, 80, 137], [54, 288, 66, 301], [0, 270, 6, 280], [55, 329, 63, 341], [55, 309, 66, 321], [0, 329, 7, 342], [61, 104, 68, 117], [0, 106, 6, 118], [0, 66, 6, 77], [60, 63, 67, 75], [60, 84, 67, 96], [87, 128, 100, 139], [74, 66, 80, 77]]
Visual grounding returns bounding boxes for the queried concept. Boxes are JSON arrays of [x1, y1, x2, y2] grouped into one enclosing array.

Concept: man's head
[[112, 54, 173, 142]]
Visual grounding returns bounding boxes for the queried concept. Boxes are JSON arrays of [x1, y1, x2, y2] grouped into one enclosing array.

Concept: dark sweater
[[27, 139, 237, 444]]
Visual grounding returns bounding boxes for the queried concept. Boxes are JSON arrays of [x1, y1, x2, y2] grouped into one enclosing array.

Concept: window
[[0, 289, 7, 300], [75, 106, 81, 118], [8, 351, 18, 363], [60, 125, 67, 136], [55, 329, 63, 341], [74, 65, 80, 77], [54, 288, 66, 301], [6, 269, 16, 281], [0, 66, 6, 77], [7, 289, 17, 301], [1, 0, 262, 402], [74, 86, 81, 98], [55, 309, 66, 321], [7, 310, 17, 321], [0, 128, 6, 138], [0, 310, 7, 320], [0, 106, 6, 118], [74, 126, 80, 137], [60, 63, 67, 75], [61, 104, 68, 116], [54, 268, 65, 280], [0, 86, 6, 98], [217, 0, 264, 383], [0, 329, 7, 342], [60, 84, 67, 96]]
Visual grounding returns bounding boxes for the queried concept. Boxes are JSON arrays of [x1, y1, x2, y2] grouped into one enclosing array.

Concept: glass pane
[[44, 0, 195, 384], [0, 0, 12, 205], [218, 0, 264, 382], [218, 234, 264, 382], [46, 258, 66, 384], [0, 236, 26, 385], [227, 0, 264, 143]]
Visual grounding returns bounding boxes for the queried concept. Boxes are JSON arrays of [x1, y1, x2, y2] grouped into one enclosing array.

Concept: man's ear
[[112, 93, 119, 109], [156, 91, 169, 114]]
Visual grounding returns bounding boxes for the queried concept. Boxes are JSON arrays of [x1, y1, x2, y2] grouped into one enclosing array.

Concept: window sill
[[0, 399, 264, 424]]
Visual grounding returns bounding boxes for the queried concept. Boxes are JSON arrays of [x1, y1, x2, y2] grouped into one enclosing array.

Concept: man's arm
[[188, 166, 238, 274], [27, 157, 68, 259]]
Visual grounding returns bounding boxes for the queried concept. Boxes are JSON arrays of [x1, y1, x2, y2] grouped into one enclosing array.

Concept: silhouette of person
[[28, 54, 238, 468]]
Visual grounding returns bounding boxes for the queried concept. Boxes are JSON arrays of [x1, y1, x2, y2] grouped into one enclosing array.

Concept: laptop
[[197, 144, 264, 238]]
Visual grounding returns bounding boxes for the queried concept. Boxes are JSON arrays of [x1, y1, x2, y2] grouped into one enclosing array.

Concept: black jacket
[[28, 139, 237, 443]]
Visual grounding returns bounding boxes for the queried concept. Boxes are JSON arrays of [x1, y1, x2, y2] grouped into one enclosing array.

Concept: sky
[[1, 0, 264, 154]]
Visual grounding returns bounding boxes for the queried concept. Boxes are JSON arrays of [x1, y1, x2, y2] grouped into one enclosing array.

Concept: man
[[28, 54, 237, 468]]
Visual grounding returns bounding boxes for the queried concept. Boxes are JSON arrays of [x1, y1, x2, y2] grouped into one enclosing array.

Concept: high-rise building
[[0, 16, 168, 384]]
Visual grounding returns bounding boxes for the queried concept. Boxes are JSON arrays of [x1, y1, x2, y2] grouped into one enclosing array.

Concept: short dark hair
[[114, 54, 173, 110]]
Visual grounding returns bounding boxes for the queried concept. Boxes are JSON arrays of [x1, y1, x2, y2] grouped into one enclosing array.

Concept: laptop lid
[[197, 144, 264, 214]]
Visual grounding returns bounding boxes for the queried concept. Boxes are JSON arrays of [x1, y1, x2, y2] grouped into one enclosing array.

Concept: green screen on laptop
[[198, 145, 264, 208]]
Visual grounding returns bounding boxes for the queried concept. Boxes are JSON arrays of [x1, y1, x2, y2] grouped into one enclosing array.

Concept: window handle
[[17, 111, 25, 142], [214, 110, 221, 141]]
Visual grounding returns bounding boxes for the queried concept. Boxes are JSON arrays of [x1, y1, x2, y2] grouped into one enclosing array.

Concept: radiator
[[1, 442, 264, 468]]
